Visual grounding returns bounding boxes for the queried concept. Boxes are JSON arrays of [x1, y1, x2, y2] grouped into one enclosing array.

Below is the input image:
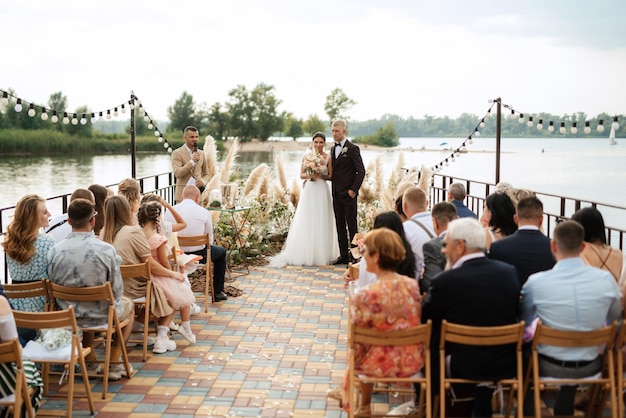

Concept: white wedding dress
[[269, 163, 339, 267]]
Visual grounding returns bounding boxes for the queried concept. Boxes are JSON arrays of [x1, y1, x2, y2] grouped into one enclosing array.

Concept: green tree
[[302, 114, 326, 135], [167, 91, 199, 134], [283, 113, 304, 140], [324, 87, 356, 123], [226, 85, 255, 141], [250, 83, 283, 140], [354, 122, 399, 147], [207, 102, 229, 141]]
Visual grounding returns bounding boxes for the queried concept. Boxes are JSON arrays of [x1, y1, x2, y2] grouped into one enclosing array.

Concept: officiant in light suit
[[171, 126, 213, 203]]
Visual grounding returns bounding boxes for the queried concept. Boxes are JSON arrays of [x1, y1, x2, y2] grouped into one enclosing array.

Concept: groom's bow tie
[[334, 142, 341, 147]]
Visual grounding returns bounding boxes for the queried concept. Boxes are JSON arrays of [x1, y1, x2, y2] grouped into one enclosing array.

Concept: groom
[[330, 119, 365, 265]]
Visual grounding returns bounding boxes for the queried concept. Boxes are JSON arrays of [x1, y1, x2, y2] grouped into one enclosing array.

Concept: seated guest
[[328, 228, 423, 415], [343, 211, 417, 289], [521, 220, 622, 416], [102, 196, 185, 354], [571, 206, 624, 282], [140, 193, 187, 239], [164, 185, 228, 302], [483, 192, 517, 251], [448, 182, 477, 219], [422, 201, 458, 287], [117, 178, 141, 224], [1, 194, 54, 312], [46, 188, 95, 243], [0, 294, 43, 415], [47, 198, 135, 380], [402, 187, 435, 279], [488, 196, 555, 286], [422, 218, 520, 417], [88, 184, 112, 237], [393, 181, 414, 222]]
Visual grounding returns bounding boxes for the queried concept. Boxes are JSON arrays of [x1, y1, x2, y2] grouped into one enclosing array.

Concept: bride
[[270, 132, 339, 266]]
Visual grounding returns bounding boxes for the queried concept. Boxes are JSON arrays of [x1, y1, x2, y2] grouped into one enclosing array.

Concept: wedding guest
[[571, 206, 624, 282], [171, 126, 213, 203], [343, 211, 417, 289], [393, 181, 414, 222], [88, 184, 111, 237], [102, 195, 184, 354], [117, 178, 141, 223], [140, 193, 187, 239], [138, 201, 196, 343], [0, 294, 43, 415], [328, 228, 423, 415], [483, 192, 517, 251], [402, 186, 435, 278], [448, 182, 477, 219], [422, 201, 458, 287], [1, 194, 54, 312], [45, 188, 95, 243]]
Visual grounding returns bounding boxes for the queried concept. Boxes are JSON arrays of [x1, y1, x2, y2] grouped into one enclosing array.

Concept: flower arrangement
[[302, 151, 324, 180]]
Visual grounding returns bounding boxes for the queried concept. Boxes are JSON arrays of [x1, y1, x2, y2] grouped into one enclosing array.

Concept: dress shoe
[[332, 257, 348, 265], [214, 292, 228, 302]]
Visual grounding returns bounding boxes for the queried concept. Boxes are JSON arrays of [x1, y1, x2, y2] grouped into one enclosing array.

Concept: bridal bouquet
[[302, 152, 324, 181]]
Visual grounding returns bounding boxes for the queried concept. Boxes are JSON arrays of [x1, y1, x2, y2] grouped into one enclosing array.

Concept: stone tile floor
[[36, 264, 613, 417]]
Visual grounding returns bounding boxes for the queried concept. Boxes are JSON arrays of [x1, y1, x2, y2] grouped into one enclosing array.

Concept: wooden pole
[[130, 92, 136, 179], [495, 97, 501, 184]]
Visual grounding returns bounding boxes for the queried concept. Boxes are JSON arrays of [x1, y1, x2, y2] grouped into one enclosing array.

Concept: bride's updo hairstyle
[[312, 132, 326, 141]]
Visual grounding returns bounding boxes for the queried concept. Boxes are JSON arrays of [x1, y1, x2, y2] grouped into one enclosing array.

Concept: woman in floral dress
[[2, 194, 54, 312], [328, 228, 423, 414]]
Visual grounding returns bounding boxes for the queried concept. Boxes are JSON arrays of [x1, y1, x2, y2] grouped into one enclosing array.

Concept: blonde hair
[[102, 195, 133, 244], [117, 178, 141, 207], [2, 194, 45, 263]]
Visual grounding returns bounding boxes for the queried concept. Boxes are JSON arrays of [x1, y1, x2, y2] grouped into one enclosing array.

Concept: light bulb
[[469, 138, 474, 144], [518, 114, 524, 123], [139, 106, 145, 116], [537, 119, 543, 130], [106, 110, 112, 120], [527, 117, 533, 127], [27, 104, 36, 117], [71, 116, 79, 125], [510, 109, 515, 118], [41, 110, 48, 121], [612, 117, 619, 130], [548, 121, 555, 132], [98, 112, 104, 121], [154, 130, 160, 137], [559, 122, 566, 134], [598, 120, 605, 133], [461, 145, 467, 152], [63, 117, 70, 125], [91, 113, 97, 123], [163, 142, 169, 149], [474, 129, 480, 137], [148, 123, 154, 129], [570, 122, 577, 134], [479, 119, 485, 128], [113, 107, 119, 117], [129, 101, 135, 110], [158, 136, 163, 143], [80, 115, 87, 125], [51, 111, 59, 123], [121, 104, 126, 114], [0, 92, 8, 106], [14, 99, 22, 112], [144, 115, 149, 122], [451, 156, 455, 162], [168, 147, 173, 153]]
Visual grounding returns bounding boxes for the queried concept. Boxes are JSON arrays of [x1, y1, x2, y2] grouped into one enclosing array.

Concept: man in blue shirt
[[448, 182, 477, 219], [520, 220, 622, 416]]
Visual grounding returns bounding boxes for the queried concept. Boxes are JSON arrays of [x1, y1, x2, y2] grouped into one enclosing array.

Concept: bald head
[[182, 185, 201, 202]]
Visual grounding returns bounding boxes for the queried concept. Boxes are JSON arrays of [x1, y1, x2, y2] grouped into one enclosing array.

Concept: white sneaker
[[128, 334, 156, 346], [169, 320, 179, 331], [86, 363, 102, 375], [190, 303, 202, 315], [109, 363, 133, 380], [153, 337, 176, 354], [178, 326, 196, 343]]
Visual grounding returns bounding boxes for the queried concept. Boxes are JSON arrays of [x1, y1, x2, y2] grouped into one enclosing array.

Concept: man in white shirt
[[402, 186, 435, 286], [45, 188, 95, 243], [165, 185, 227, 301]]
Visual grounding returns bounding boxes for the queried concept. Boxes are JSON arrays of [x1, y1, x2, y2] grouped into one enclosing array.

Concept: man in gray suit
[[422, 202, 458, 290]]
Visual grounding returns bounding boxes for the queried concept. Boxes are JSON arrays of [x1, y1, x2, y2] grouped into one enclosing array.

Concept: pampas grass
[[220, 138, 239, 184], [417, 165, 433, 194], [201, 174, 222, 207], [275, 155, 288, 192], [243, 163, 269, 196], [290, 179, 301, 208], [203, 135, 218, 179]]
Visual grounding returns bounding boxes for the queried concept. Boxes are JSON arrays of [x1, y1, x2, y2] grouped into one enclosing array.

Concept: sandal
[[327, 386, 343, 408], [355, 404, 371, 417]]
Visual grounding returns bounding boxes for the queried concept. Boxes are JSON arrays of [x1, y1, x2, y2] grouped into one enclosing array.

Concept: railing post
[[130, 92, 136, 179], [495, 98, 502, 184]]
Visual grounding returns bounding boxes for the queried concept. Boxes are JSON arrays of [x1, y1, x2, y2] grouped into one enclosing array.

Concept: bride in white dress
[[269, 132, 339, 267]]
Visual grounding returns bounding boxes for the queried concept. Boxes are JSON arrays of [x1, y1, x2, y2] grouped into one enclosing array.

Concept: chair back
[[120, 261, 151, 282], [120, 261, 152, 362], [0, 339, 35, 418], [3, 279, 52, 311], [177, 234, 213, 310], [177, 234, 210, 248]]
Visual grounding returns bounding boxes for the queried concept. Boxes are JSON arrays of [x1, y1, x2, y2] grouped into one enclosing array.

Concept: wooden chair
[[13, 306, 95, 417], [0, 339, 35, 418], [439, 321, 525, 418], [47, 281, 134, 399], [526, 321, 618, 418], [616, 324, 626, 418], [177, 234, 214, 311], [120, 262, 153, 362], [348, 321, 432, 418], [3, 279, 52, 312]]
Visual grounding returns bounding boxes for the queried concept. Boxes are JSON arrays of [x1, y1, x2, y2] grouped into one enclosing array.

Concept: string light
[[41, 108, 49, 121], [14, 99, 22, 112], [98, 111, 104, 121], [570, 122, 577, 134], [479, 119, 485, 128], [106, 109, 112, 120], [598, 120, 605, 133], [548, 121, 555, 132], [474, 128, 480, 137], [80, 114, 87, 125], [113, 107, 119, 117], [121, 104, 126, 114], [612, 116, 620, 130], [51, 110, 59, 123], [527, 116, 533, 127], [27, 104, 36, 117], [559, 122, 566, 134], [518, 113, 524, 123], [62, 112, 70, 124], [584, 121, 591, 134], [91, 113, 97, 123], [537, 119, 543, 130], [71, 115, 79, 125], [0, 91, 8, 106]]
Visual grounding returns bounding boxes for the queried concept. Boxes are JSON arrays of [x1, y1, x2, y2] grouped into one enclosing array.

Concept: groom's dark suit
[[331, 140, 365, 261]]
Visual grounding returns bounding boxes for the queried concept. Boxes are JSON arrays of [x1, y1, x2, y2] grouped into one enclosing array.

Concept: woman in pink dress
[[137, 202, 196, 344], [328, 228, 423, 415]]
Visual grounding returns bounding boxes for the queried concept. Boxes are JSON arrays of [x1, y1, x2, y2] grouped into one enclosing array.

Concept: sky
[[2, 0, 625, 123]]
